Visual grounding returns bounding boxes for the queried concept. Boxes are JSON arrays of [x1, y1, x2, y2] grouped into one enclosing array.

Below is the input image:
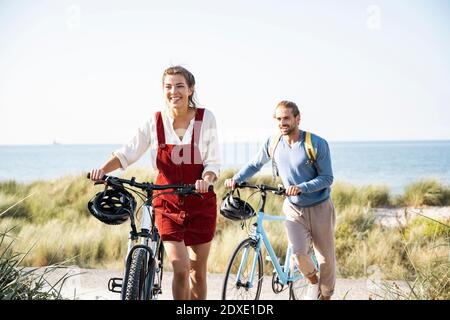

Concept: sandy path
[[27, 206, 443, 300], [46, 268, 403, 300]]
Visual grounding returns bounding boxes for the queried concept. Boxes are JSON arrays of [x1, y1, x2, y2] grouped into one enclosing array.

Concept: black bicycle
[[87, 173, 211, 300]]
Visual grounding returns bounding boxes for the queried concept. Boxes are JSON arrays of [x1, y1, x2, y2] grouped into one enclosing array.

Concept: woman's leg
[[164, 240, 190, 300], [187, 241, 212, 300]]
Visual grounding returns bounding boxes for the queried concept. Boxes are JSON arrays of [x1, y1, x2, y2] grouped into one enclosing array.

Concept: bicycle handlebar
[[234, 182, 287, 195], [86, 173, 213, 193]]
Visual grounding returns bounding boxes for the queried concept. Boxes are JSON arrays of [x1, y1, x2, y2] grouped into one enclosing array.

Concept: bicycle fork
[[108, 205, 155, 295], [236, 239, 262, 289]]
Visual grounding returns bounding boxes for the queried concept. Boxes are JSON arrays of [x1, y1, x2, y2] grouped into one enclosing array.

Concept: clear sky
[[1, 0, 449, 144]]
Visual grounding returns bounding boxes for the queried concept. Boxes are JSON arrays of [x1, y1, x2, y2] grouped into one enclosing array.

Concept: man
[[224, 100, 336, 300]]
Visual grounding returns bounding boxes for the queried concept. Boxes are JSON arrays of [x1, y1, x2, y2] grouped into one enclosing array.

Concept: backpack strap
[[268, 133, 282, 159], [268, 131, 317, 180], [268, 133, 282, 180], [304, 131, 317, 163]]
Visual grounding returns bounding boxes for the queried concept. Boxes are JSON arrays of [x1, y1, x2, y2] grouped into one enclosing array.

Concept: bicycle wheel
[[222, 238, 263, 300], [123, 248, 155, 300], [289, 273, 309, 300], [289, 255, 319, 300]]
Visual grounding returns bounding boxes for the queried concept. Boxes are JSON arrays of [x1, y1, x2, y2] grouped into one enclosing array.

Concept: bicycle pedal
[[153, 287, 162, 295], [108, 277, 123, 293]]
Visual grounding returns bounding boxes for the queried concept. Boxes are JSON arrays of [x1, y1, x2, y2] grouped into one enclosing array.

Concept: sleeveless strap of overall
[[191, 108, 205, 164], [155, 112, 166, 147], [191, 108, 205, 144]]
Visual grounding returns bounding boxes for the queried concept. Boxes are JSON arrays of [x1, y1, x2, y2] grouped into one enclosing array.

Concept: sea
[[1, 141, 449, 194]]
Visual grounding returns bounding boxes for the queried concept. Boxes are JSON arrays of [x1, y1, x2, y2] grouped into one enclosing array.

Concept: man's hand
[[224, 178, 236, 189], [285, 185, 301, 196]]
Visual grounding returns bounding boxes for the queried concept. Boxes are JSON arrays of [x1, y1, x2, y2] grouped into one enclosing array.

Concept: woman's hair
[[274, 100, 300, 117], [162, 65, 198, 109]]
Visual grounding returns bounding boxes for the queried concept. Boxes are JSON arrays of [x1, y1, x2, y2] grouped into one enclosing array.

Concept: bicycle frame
[[124, 202, 154, 259], [120, 196, 162, 299], [239, 210, 302, 289], [123, 194, 147, 250], [232, 186, 318, 292]]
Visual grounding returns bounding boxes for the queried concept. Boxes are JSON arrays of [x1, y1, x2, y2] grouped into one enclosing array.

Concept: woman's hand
[[195, 179, 211, 193], [90, 169, 106, 181]]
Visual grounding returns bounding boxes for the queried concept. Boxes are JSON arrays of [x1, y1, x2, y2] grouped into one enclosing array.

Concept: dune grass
[[400, 179, 450, 207], [331, 182, 391, 209], [0, 226, 72, 300], [1, 169, 449, 299], [374, 217, 450, 300]]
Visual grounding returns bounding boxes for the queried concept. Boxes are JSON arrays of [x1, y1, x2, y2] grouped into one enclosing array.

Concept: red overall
[[152, 108, 217, 246]]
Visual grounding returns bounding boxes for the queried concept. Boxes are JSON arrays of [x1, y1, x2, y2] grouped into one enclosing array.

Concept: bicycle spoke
[[289, 270, 309, 300], [222, 238, 263, 300]]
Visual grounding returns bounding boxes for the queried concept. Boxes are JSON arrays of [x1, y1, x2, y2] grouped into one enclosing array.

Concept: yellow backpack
[[268, 131, 317, 179]]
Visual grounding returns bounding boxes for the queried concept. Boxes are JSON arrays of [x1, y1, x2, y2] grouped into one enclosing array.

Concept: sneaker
[[303, 283, 320, 300]]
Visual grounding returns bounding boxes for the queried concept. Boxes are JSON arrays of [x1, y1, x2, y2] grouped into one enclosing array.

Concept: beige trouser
[[283, 198, 336, 297]]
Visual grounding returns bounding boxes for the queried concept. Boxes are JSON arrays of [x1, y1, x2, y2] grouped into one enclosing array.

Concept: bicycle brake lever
[[180, 187, 204, 199]]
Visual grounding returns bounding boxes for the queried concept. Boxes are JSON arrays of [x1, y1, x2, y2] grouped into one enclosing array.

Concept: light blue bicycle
[[221, 182, 319, 300]]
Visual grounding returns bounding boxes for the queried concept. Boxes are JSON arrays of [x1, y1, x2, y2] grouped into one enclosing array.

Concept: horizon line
[[1, 138, 450, 147]]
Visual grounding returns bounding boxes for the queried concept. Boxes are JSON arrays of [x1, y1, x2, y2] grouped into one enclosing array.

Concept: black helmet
[[220, 190, 255, 221], [88, 187, 136, 225]]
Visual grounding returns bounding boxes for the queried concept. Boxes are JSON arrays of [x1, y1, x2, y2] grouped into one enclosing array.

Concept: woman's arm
[[90, 155, 122, 181], [200, 110, 220, 182], [113, 119, 152, 170], [202, 171, 217, 184], [90, 119, 152, 181]]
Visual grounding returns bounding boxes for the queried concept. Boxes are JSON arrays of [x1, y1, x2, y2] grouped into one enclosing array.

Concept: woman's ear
[[189, 86, 195, 96]]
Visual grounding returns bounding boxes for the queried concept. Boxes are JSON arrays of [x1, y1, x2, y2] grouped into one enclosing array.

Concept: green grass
[[331, 182, 391, 209], [0, 226, 72, 300], [400, 179, 450, 207]]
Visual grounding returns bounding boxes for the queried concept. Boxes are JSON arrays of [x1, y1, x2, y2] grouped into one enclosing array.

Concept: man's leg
[[309, 199, 336, 299], [283, 200, 318, 284]]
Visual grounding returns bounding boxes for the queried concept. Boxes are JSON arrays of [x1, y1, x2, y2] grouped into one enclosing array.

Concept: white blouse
[[113, 108, 220, 178]]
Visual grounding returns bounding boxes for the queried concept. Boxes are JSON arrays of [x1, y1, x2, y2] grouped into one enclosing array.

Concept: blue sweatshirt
[[233, 131, 334, 208]]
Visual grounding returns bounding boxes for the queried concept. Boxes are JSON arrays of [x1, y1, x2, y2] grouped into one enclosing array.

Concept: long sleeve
[[201, 110, 221, 178], [233, 137, 271, 183], [113, 120, 152, 170]]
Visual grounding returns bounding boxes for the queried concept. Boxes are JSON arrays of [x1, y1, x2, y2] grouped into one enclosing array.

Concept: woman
[[90, 66, 220, 300]]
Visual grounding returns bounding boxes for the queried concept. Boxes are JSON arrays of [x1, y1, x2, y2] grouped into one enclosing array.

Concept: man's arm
[[232, 138, 272, 183]]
